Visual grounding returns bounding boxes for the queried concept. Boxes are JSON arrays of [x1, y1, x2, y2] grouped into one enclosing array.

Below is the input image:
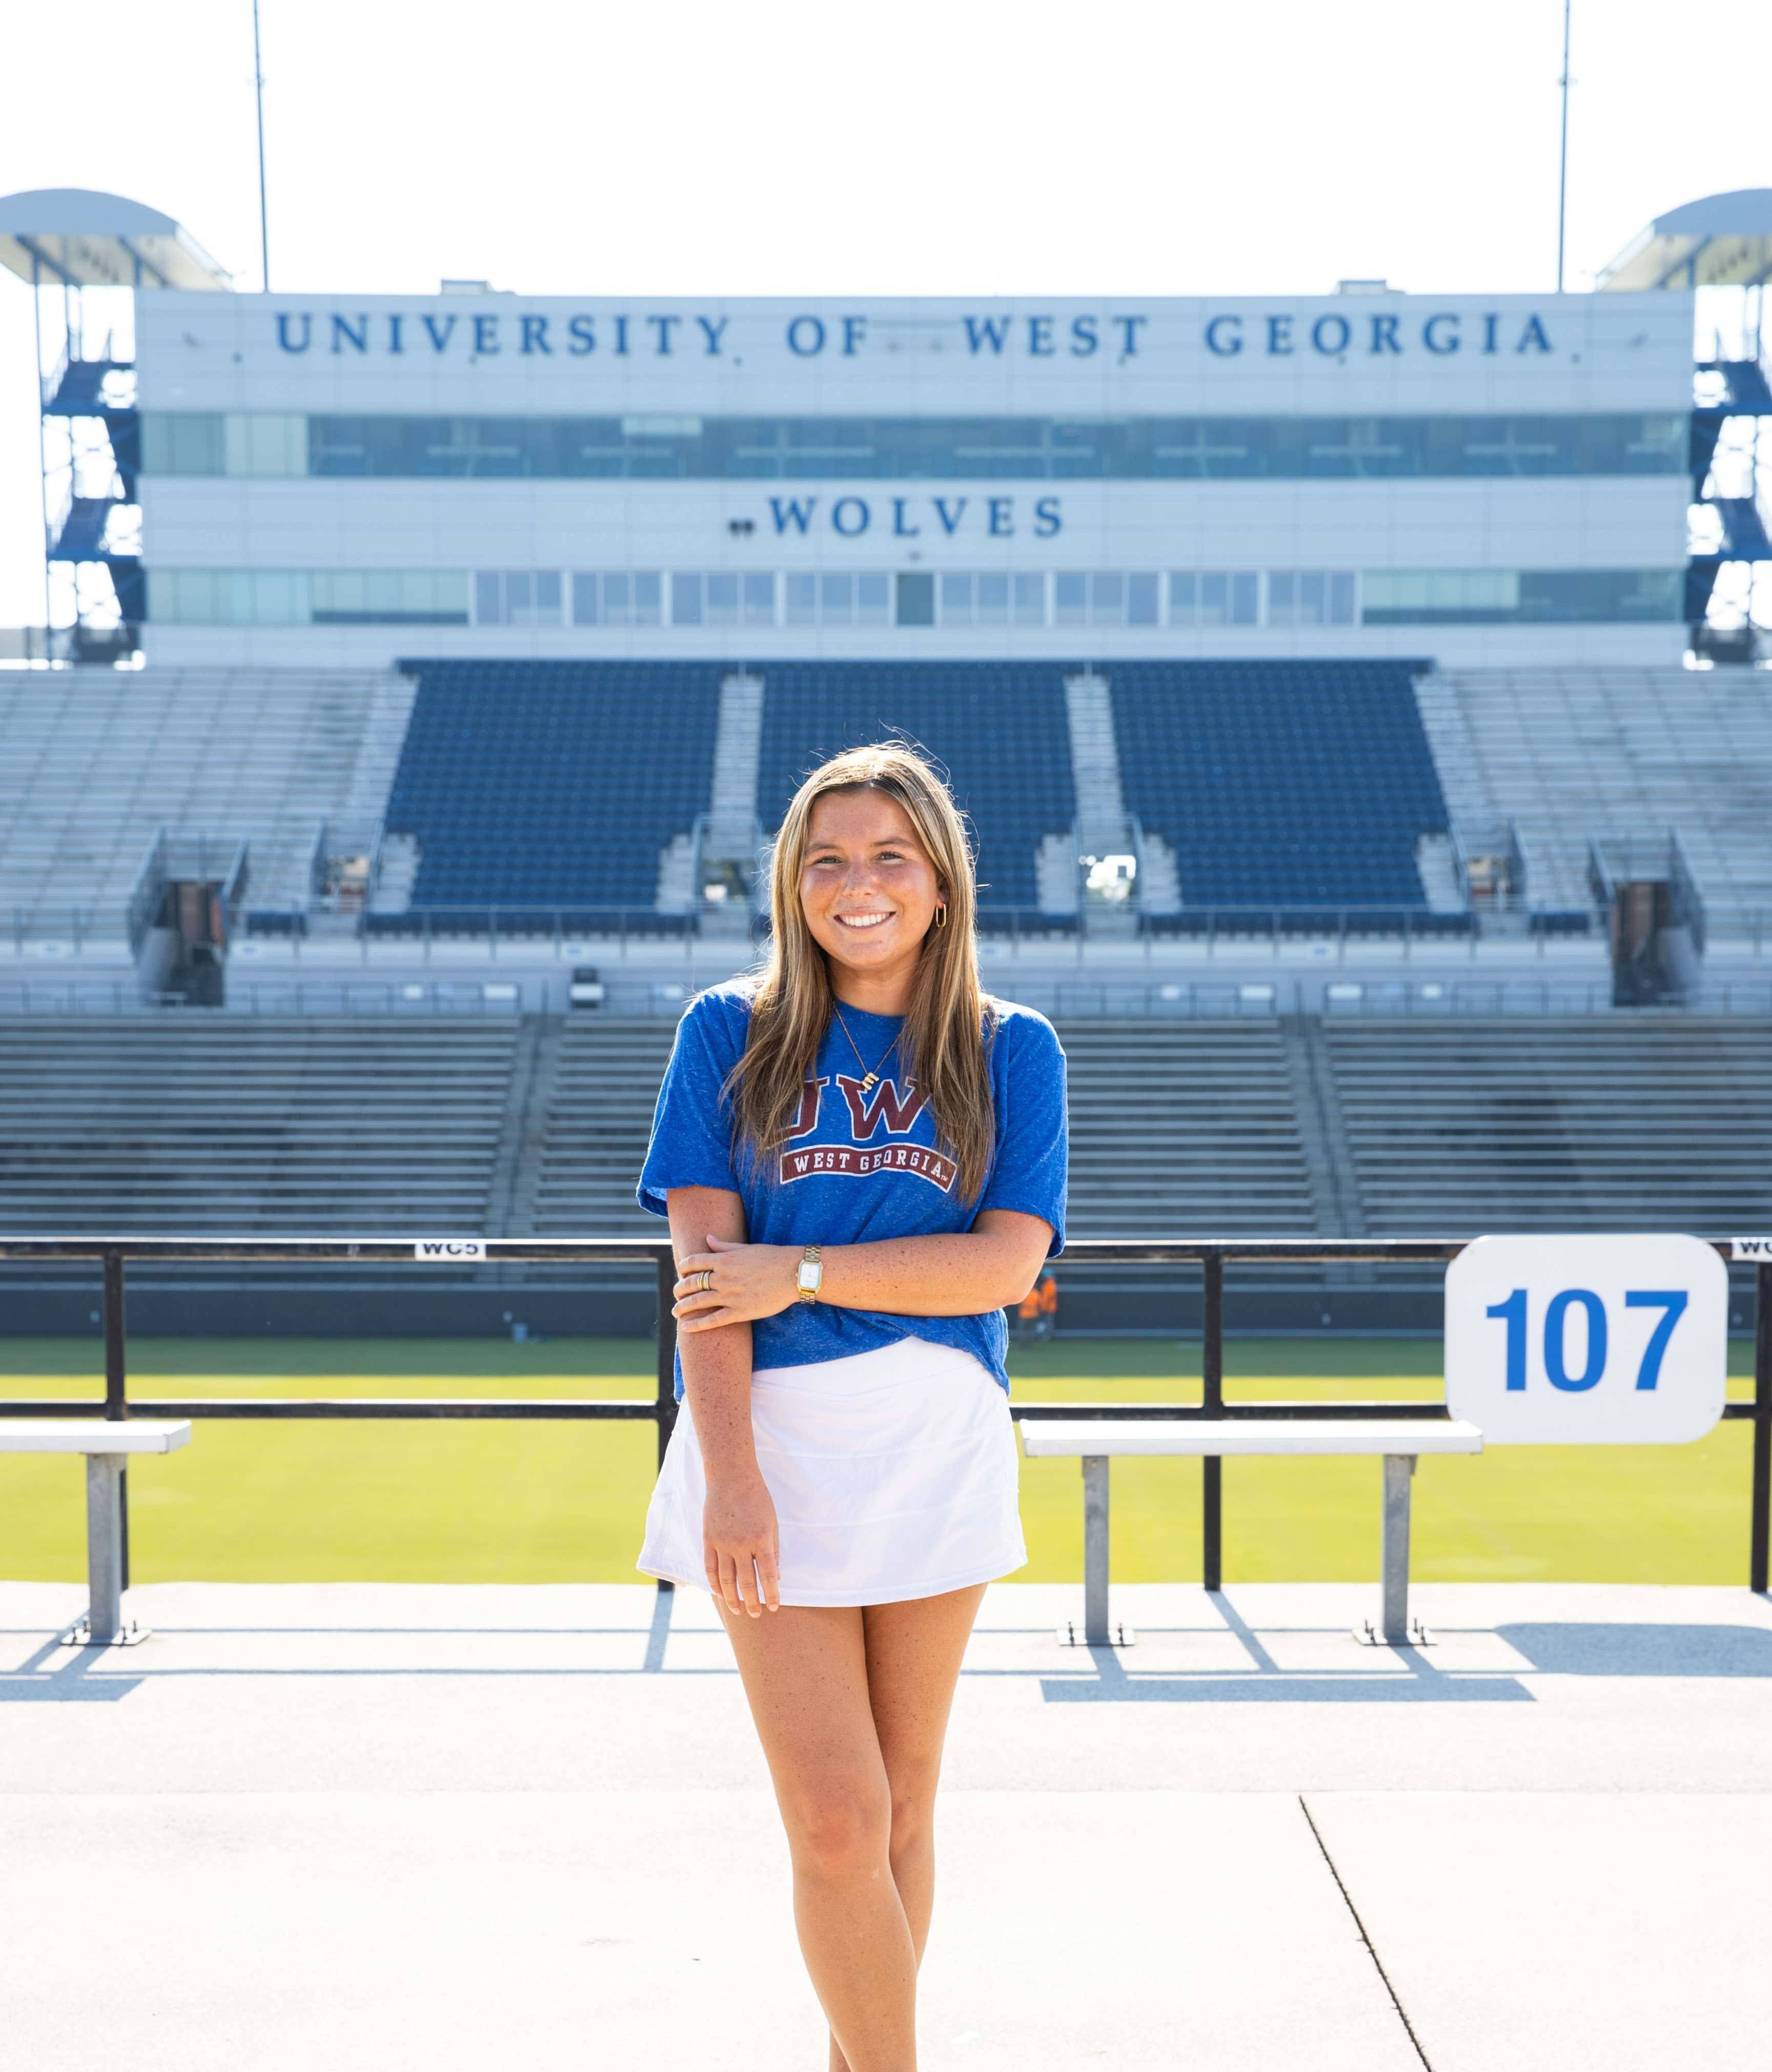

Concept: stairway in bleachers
[[1416, 667, 1772, 925], [0, 1018, 517, 1232], [1319, 1017, 1772, 1234], [1108, 660, 1445, 911], [0, 668, 415, 932], [386, 662, 723, 913], [754, 663, 1077, 910]]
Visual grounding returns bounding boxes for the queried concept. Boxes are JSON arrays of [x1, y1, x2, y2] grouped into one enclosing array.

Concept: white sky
[[2, 0, 1767, 625]]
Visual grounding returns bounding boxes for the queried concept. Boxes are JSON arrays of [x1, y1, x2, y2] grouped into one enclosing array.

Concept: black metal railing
[[2, 1235, 1766, 1595]]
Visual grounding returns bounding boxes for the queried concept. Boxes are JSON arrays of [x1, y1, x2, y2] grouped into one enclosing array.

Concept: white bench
[[0, 1420, 193, 1646], [1020, 1418, 1484, 1648]]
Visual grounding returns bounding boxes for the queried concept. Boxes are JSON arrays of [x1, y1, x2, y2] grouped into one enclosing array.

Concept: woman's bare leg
[[719, 1600, 918, 2072], [862, 1583, 988, 1968], [718, 1583, 988, 2072]]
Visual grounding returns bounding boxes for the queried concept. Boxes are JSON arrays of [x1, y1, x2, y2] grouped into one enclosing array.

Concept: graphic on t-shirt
[[778, 1072, 957, 1192]]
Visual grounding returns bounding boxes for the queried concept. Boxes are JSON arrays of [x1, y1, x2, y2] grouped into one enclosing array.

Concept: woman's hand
[[673, 1234, 800, 1333], [703, 1468, 781, 1616]]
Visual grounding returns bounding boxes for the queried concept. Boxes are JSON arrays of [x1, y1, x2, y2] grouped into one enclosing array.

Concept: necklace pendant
[[860, 1072, 878, 1090]]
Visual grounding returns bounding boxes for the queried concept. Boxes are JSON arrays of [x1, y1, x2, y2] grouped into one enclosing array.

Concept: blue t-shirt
[[637, 982, 1067, 1396]]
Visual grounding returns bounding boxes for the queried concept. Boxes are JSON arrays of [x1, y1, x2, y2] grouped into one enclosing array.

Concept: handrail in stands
[[0, 1234, 1764, 1597]]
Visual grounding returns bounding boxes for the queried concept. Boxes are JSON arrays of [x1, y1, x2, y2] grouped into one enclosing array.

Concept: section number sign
[[1445, 1233, 1727, 1445]]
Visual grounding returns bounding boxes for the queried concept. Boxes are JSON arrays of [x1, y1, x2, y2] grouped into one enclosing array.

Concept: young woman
[[636, 743, 1067, 2072]]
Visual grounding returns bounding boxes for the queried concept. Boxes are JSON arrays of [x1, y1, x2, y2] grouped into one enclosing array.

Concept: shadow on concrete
[[1041, 1643, 1533, 1703], [1498, 1623, 1772, 1677], [0, 1633, 143, 1701], [1041, 1676, 1533, 1703]]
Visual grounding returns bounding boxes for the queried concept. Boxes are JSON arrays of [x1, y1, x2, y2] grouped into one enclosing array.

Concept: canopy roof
[[1598, 190, 1772, 291], [0, 188, 231, 291]]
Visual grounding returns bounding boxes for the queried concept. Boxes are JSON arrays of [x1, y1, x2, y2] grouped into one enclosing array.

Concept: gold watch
[[796, 1244, 823, 1304]]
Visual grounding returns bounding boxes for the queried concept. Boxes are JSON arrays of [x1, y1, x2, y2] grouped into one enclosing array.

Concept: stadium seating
[[526, 1018, 679, 1234], [385, 662, 723, 913], [1, 1008, 1765, 1246], [0, 1017, 517, 1232], [1060, 1020, 1322, 1234], [1417, 666, 1772, 927], [1107, 661, 1448, 910], [0, 667, 414, 932], [1319, 1016, 1772, 1234], [521, 1015, 1322, 1238], [753, 663, 1077, 911]]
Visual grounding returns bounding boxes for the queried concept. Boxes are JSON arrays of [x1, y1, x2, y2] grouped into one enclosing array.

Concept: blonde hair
[[727, 743, 997, 1201]]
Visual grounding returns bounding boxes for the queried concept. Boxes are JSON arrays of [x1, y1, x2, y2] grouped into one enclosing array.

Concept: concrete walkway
[[3, 1579, 1769, 2070]]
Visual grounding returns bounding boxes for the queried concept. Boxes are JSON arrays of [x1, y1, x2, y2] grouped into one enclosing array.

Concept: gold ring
[[700, 1269, 714, 1292]]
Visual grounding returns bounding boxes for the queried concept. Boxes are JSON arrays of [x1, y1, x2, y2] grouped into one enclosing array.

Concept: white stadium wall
[[132, 290, 1696, 669]]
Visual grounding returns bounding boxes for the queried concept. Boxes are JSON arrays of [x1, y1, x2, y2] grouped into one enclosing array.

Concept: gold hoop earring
[[933, 903, 948, 929]]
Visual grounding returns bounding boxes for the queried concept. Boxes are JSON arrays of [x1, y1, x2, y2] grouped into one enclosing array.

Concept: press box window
[[1267, 571, 1356, 627], [139, 413, 308, 477], [313, 571, 469, 624], [571, 572, 663, 626], [672, 572, 777, 626], [474, 571, 563, 627], [784, 573, 890, 626], [1055, 573, 1142, 627], [145, 568, 466, 625], [937, 573, 1046, 627], [1169, 572, 1259, 626], [147, 568, 310, 625], [895, 572, 935, 626]]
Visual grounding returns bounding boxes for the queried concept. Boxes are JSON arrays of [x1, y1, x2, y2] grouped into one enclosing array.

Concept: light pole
[[253, 0, 271, 293], [1555, 0, 1572, 293]]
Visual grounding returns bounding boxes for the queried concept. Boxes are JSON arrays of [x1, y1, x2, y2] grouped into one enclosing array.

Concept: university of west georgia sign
[[268, 308, 1560, 364]]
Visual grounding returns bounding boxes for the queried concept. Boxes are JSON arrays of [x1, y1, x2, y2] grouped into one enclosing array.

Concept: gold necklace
[[831, 1001, 902, 1092]]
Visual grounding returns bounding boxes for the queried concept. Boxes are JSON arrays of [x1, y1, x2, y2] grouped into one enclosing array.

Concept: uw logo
[[837, 1073, 929, 1139], [777, 1072, 954, 1191]]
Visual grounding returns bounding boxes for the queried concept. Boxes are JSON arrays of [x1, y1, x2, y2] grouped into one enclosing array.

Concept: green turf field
[[0, 1336, 1758, 1587]]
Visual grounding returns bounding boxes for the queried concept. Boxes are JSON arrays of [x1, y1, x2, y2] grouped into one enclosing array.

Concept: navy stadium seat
[[755, 663, 1076, 911], [1107, 661, 1445, 909], [387, 661, 723, 911]]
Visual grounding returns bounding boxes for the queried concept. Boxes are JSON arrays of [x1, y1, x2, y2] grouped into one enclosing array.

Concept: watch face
[[798, 1260, 821, 1290]]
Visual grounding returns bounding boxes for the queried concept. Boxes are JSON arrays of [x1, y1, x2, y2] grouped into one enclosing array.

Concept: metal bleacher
[[1061, 1021, 1322, 1235], [518, 1015, 1326, 1241], [0, 1006, 1766, 1258], [0, 1018, 518, 1232], [1416, 666, 1772, 926], [526, 1019, 678, 1234], [0, 667, 415, 932], [1319, 1015, 1772, 1235]]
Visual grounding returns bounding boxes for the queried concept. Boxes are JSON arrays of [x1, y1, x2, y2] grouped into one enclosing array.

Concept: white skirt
[[637, 1335, 1027, 1607]]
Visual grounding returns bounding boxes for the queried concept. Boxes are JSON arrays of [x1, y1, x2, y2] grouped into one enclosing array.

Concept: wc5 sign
[[1445, 1235, 1727, 1444]]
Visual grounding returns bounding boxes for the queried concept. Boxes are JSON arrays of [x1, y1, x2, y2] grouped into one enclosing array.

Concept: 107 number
[[1484, 1288, 1688, 1393]]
